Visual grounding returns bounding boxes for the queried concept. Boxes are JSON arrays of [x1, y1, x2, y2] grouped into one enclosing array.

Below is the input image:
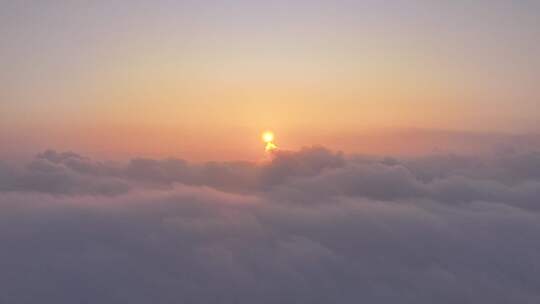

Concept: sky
[[2, 2, 540, 303], [2, 0, 540, 160]]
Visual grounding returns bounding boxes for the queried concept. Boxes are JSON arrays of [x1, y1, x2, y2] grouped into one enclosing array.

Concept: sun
[[262, 131, 274, 143], [261, 131, 278, 152]]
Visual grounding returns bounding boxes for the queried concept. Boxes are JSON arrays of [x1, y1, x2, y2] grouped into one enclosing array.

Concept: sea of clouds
[[1, 147, 540, 303]]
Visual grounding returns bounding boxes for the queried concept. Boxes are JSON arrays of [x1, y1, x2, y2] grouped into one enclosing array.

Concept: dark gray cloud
[[1, 147, 540, 303]]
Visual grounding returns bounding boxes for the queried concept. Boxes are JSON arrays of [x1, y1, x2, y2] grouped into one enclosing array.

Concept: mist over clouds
[[1, 147, 540, 303]]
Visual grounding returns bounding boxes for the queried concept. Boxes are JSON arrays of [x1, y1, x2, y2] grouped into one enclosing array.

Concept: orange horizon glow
[[2, 122, 534, 163]]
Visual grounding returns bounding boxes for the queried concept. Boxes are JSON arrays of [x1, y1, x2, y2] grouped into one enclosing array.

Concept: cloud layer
[[1, 147, 540, 303]]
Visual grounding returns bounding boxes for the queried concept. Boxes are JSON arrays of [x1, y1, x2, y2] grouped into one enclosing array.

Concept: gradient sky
[[3, 4, 540, 301], [2, 0, 539, 160]]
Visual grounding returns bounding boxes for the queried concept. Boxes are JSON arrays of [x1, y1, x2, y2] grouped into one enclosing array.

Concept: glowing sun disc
[[262, 131, 274, 143]]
